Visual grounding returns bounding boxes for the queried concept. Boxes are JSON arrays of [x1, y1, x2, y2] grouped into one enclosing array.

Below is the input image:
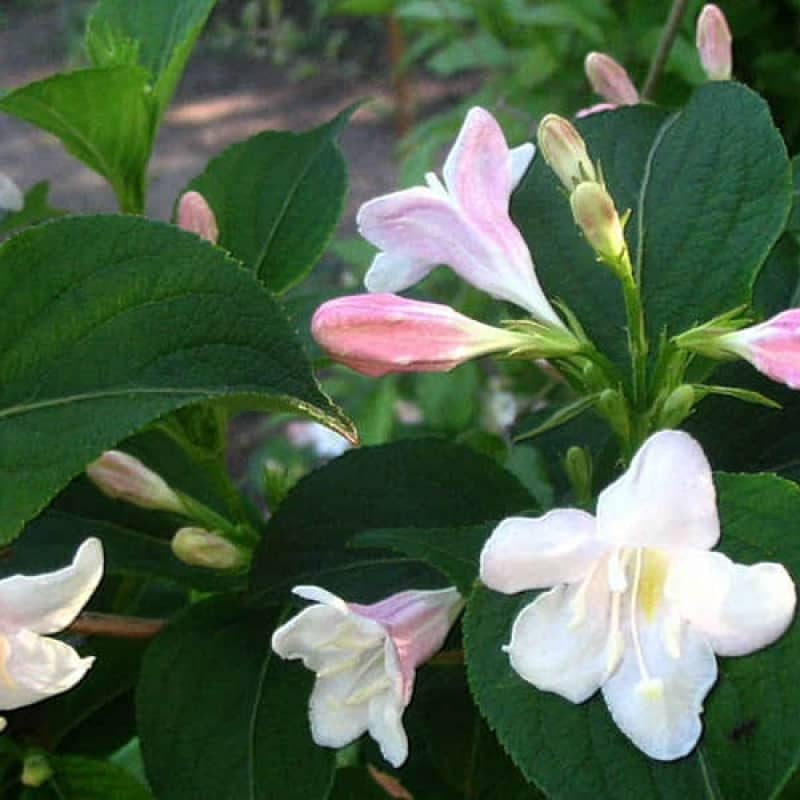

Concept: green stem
[[640, 0, 691, 101], [622, 275, 648, 409]]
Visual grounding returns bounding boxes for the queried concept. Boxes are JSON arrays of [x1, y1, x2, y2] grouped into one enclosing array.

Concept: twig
[[68, 612, 165, 639], [388, 13, 414, 137], [640, 0, 691, 101]]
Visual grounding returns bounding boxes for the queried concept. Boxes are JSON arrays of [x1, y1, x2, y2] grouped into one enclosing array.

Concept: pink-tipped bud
[[696, 4, 732, 81], [718, 310, 800, 389], [537, 115, 597, 191], [570, 182, 630, 275], [87, 451, 185, 513], [171, 527, 246, 569], [311, 294, 529, 377], [0, 173, 23, 213], [584, 52, 639, 106], [575, 102, 619, 119], [177, 191, 219, 244]]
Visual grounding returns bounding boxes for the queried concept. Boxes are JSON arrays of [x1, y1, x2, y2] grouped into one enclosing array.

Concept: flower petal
[[368, 692, 408, 768], [308, 669, 373, 749], [442, 107, 514, 220], [506, 567, 611, 703], [0, 538, 103, 635], [667, 550, 796, 656], [602, 609, 717, 760], [480, 510, 605, 593], [510, 143, 536, 190], [0, 629, 94, 710], [597, 430, 719, 550]]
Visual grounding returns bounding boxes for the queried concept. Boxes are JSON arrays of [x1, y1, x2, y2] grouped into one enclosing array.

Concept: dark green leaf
[[249, 439, 534, 604], [21, 756, 153, 800], [137, 596, 335, 800], [752, 234, 800, 318], [0, 68, 155, 212], [0, 216, 353, 544], [638, 83, 790, 340], [351, 523, 491, 594], [464, 472, 800, 800], [86, 0, 217, 119], [328, 767, 388, 799], [185, 113, 350, 293]]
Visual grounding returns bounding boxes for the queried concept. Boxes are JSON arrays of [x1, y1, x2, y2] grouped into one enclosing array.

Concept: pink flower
[[177, 191, 219, 244], [272, 585, 464, 767], [718, 310, 800, 389], [584, 53, 640, 106], [311, 293, 534, 377], [358, 107, 563, 327], [696, 4, 732, 81]]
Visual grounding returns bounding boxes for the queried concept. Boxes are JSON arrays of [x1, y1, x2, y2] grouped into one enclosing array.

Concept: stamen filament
[[629, 548, 651, 682]]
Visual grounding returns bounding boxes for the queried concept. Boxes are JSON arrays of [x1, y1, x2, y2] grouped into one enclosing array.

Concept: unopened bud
[[584, 53, 639, 106], [696, 4, 732, 81], [0, 172, 24, 213], [87, 451, 185, 513], [537, 115, 597, 190], [660, 385, 696, 428], [565, 446, 593, 505], [21, 753, 53, 788], [597, 388, 630, 439], [177, 191, 219, 244], [171, 527, 246, 570], [570, 182, 630, 276]]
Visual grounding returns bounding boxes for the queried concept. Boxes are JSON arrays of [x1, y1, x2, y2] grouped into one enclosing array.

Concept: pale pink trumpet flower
[[480, 431, 796, 760], [311, 293, 535, 377], [272, 585, 464, 767], [358, 107, 563, 328], [0, 539, 105, 729], [697, 4, 732, 81], [177, 190, 219, 244]]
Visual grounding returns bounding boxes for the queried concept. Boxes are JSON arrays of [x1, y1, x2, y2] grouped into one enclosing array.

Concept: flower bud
[[171, 527, 246, 570], [21, 754, 53, 788], [570, 182, 630, 275], [584, 52, 639, 106], [659, 384, 696, 428], [87, 451, 185, 513], [597, 388, 630, 439], [177, 191, 219, 244], [0, 172, 23, 213], [696, 4, 732, 81], [717, 310, 800, 389], [537, 115, 597, 190], [565, 446, 593, 503], [311, 294, 531, 377]]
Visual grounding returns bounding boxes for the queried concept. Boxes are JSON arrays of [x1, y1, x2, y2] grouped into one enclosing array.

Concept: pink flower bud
[[584, 53, 639, 106], [311, 294, 529, 377], [86, 451, 185, 513], [718, 310, 800, 389], [537, 114, 597, 190], [171, 527, 246, 569], [696, 4, 732, 81], [177, 191, 219, 244], [575, 102, 619, 119]]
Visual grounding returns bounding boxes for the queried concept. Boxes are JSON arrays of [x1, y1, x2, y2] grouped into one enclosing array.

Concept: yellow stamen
[[0, 636, 15, 688], [639, 549, 670, 621]]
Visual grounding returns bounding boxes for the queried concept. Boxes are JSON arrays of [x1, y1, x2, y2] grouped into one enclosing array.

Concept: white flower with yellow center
[[480, 430, 796, 760]]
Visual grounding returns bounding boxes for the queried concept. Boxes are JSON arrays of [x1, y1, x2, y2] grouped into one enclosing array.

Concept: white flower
[[0, 538, 104, 726], [480, 430, 796, 760], [271, 585, 464, 766]]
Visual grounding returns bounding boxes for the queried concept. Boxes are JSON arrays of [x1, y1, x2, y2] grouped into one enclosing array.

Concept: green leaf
[[513, 105, 669, 365], [21, 756, 153, 800], [513, 394, 598, 442], [185, 112, 350, 293], [0, 68, 155, 212], [414, 364, 480, 432], [464, 472, 800, 800], [638, 82, 790, 341], [86, 0, 217, 119], [752, 234, 800, 318], [352, 523, 491, 594], [0, 216, 353, 544], [249, 439, 535, 604], [137, 596, 335, 800], [329, 768, 389, 799], [0, 181, 65, 236]]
